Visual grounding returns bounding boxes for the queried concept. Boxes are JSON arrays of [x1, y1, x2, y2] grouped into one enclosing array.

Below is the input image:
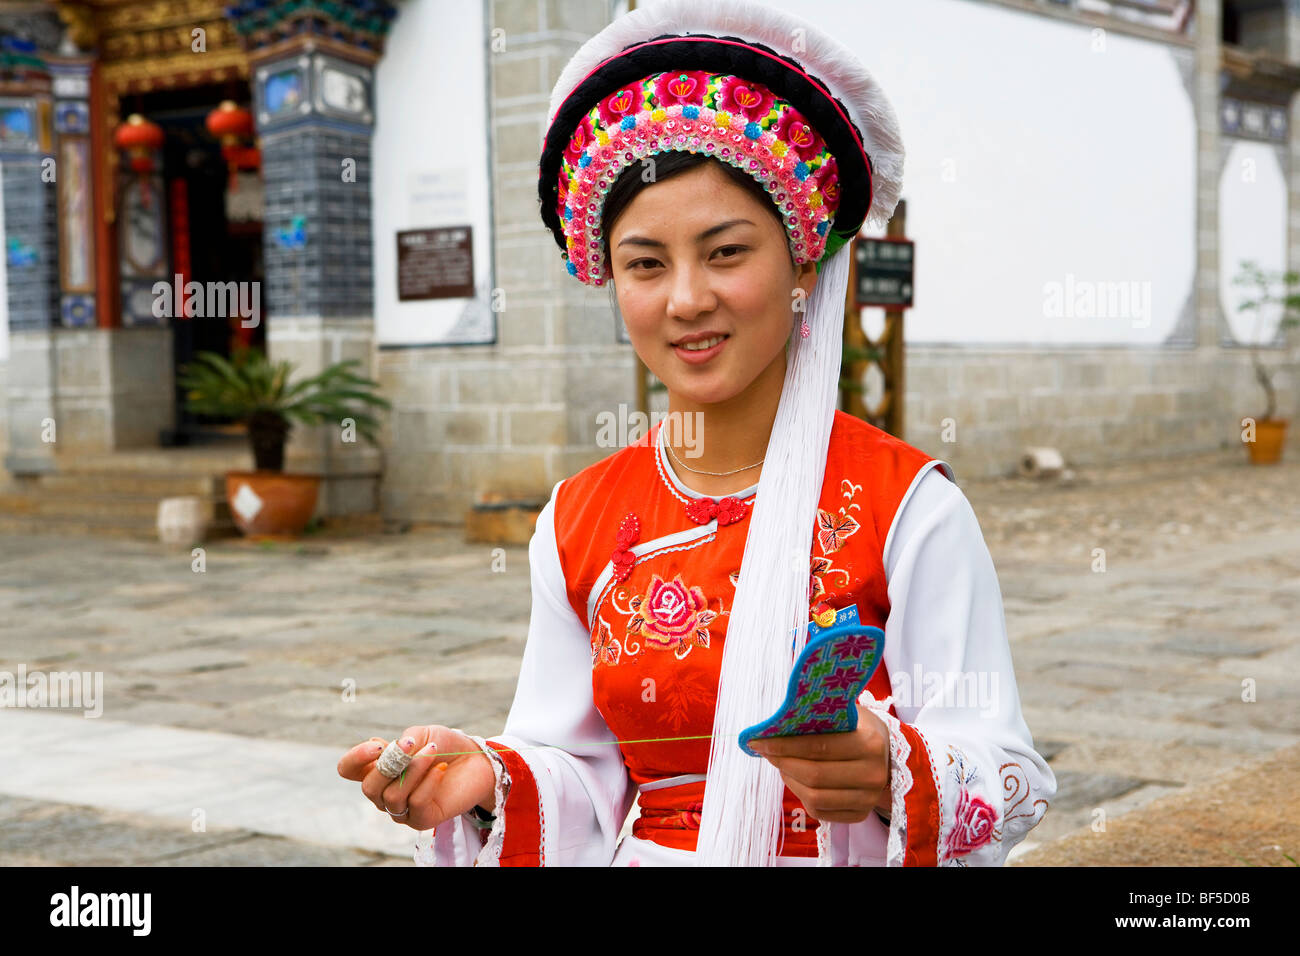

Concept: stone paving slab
[[1013, 742, 1300, 867], [0, 711, 417, 858], [0, 795, 400, 867]]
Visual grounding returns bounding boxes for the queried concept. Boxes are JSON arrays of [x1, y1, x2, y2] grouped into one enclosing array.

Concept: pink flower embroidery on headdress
[[775, 107, 824, 161], [555, 72, 846, 286], [564, 114, 594, 166], [653, 70, 711, 108], [811, 156, 841, 215], [596, 85, 642, 127], [715, 76, 773, 122]]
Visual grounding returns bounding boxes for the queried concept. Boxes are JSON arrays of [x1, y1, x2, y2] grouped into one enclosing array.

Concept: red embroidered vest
[[552, 409, 953, 855]]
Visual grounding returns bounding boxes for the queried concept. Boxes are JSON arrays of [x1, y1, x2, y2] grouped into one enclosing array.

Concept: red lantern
[[113, 113, 163, 175], [114, 113, 164, 211], [206, 100, 260, 187]]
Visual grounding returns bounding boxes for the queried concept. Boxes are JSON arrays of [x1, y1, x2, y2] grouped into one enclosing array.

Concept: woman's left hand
[[749, 702, 892, 824]]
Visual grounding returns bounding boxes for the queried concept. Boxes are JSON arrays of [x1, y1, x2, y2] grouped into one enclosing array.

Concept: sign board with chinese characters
[[854, 238, 914, 309], [397, 227, 474, 301]]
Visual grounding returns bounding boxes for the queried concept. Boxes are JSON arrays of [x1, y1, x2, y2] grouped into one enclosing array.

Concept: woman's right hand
[[337, 725, 497, 831]]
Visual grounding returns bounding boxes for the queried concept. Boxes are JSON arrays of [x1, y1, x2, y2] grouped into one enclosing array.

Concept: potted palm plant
[[1233, 261, 1300, 465], [178, 346, 391, 537]]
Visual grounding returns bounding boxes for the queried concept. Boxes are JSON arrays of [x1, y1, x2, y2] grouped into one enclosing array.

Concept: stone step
[[11, 472, 226, 498], [0, 510, 240, 542], [0, 490, 232, 521]]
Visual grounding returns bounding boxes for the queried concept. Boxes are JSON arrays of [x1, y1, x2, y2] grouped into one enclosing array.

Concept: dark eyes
[[626, 245, 748, 271]]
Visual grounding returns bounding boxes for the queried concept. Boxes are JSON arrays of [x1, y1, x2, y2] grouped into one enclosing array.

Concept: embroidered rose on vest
[[945, 787, 999, 859], [627, 573, 717, 651]]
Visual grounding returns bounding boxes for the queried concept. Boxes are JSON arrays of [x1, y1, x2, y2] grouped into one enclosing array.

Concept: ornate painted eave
[[225, 0, 396, 56]]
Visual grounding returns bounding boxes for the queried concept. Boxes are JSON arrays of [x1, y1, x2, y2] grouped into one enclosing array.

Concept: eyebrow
[[615, 218, 756, 249]]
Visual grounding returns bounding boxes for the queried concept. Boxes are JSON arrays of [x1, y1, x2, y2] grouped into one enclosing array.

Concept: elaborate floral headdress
[[538, 0, 905, 867], [539, 1, 903, 287]]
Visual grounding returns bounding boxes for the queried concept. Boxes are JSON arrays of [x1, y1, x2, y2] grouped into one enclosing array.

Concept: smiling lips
[[672, 334, 730, 363], [677, 334, 728, 351]]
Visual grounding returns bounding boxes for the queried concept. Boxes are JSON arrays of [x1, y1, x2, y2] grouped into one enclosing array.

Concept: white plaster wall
[[767, 0, 1197, 345], [1218, 140, 1288, 345], [371, 0, 493, 346]]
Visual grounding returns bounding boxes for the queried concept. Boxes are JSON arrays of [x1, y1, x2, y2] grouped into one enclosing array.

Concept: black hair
[[600, 152, 796, 274]]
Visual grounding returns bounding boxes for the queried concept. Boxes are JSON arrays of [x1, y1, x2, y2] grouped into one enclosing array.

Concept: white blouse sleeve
[[415, 479, 635, 867], [825, 466, 1057, 866]]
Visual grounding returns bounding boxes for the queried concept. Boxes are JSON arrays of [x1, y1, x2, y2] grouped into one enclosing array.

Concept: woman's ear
[[794, 259, 819, 301]]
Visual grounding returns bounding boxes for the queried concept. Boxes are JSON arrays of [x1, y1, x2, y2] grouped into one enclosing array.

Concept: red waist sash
[[631, 779, 819, 856]]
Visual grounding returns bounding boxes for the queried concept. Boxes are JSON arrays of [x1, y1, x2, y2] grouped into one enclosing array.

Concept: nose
[[666, 259, 718, 324]]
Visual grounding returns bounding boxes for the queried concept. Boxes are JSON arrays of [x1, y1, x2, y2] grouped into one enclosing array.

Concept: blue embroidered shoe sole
[[738, 605, 884, 757]]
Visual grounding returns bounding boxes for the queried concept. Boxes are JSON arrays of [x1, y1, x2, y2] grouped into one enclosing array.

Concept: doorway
[[127, 82, 265, 445]]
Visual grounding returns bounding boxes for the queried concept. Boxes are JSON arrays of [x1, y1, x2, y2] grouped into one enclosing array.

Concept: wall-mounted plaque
[[397, 226, 474, 300]]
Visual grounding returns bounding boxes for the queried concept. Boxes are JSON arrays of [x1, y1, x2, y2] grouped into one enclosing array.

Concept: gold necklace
[[665, 435, 765, 477]]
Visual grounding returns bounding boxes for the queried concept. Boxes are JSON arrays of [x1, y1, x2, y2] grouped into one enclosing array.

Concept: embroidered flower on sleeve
[[942, 745, 1002, 862], [945, 787, 999, 859]]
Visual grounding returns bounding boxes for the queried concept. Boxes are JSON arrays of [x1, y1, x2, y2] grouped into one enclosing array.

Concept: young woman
[[338, 0, 1055, 866]]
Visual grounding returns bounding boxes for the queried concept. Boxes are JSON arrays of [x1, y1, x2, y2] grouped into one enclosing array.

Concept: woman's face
[[606, 161, 819, 408]]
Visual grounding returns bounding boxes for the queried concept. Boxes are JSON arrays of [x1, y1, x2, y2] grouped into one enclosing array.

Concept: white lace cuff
[[461, 735, 510, 864], [859, 693, 912, 868]]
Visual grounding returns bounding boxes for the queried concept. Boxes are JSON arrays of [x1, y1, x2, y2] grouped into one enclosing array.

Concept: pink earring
[[799, 319, 811, 338]]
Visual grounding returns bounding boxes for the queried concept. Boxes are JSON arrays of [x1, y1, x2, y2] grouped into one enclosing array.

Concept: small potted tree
[[1233, 261, 1300, 465], [178, 347, 391, 537]]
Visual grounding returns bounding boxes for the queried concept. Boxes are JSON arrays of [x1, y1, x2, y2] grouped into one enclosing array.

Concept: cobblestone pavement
[[0, 445, 1296, 865]]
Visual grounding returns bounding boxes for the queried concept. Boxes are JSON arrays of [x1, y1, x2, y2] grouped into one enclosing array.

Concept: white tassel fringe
[[693, 242, 852, 866]]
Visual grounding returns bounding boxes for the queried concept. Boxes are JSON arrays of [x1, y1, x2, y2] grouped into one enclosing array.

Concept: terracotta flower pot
[[1245, 419, 1288, 465], [225, 471, 321, 538]]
